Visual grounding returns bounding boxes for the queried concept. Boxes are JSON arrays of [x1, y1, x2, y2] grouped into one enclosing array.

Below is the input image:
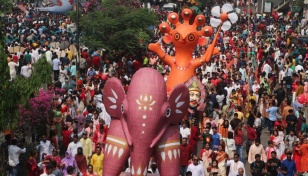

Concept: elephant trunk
[[103, 120, 130, 176], [154, 125, 181, 176]]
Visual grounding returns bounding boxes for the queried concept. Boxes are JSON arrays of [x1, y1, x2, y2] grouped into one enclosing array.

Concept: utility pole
[[76, 0, 80, 83]]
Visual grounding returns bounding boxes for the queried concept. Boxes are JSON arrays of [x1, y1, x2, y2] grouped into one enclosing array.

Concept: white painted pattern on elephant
[[104, 143, 125, 158], [136, 95, 155, 134], [174, 93, 185, 114], [106, 136, 127, 146], [136, 94, 156, 111], [108, 88, 118, 109]]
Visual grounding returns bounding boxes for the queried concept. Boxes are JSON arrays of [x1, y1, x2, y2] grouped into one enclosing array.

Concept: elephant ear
[[150, 84, 189, 148], [168, 84, 189, 124], [103, 78, 126, 119]]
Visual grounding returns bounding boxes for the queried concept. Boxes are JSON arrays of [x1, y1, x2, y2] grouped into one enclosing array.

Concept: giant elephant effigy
[[103, 68, 189, 176]]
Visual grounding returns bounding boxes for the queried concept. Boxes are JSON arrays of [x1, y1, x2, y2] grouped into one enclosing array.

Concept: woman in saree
[[293, 140, 302, 172], [200, 143, 213, 176], [216, 144, 229, 175], [270, 130, 283, 157], [219, 120, 232, 140]]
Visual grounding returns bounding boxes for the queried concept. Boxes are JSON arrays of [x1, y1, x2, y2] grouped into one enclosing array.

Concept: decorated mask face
[[185, 76, 205, 112], [188, 82, 201, 108]]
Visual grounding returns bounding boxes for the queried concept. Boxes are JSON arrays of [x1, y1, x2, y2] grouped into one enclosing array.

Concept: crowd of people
[[1, 1, 308, 176]]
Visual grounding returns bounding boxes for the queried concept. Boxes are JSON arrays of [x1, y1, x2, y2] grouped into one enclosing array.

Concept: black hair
[[67, 166, 74, 174]]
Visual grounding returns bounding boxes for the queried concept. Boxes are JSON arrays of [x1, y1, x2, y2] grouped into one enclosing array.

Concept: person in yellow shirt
[[91, 146, 104, 175], [236, 106, 244, 121], [246, 91, 257, 114], [80, 132, 93, 164], [67, 48, 72, 61]]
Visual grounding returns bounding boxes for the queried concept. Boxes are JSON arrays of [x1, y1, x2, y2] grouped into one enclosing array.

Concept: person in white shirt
[[45, 48, 53, 65], [8, 139, 26, 176], [226, 153, 246, 176], [8, 59, 19, 81], [180, 121, 191, 141], [20, 63, 33, 78], [252, 81, 260, 101], [36, 135, 53, 162], [295, 64, 304, 73], [67, 135, 83, 157], [262, 61, 272, 78], [187, 155, 205, 176]]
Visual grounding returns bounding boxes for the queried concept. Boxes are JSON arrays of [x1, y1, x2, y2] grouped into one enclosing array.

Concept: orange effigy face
[[148, 8, 220, 94]]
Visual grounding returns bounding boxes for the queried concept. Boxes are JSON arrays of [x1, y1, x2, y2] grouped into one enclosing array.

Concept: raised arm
[[195, 26, 221, 68], [148, 42, 172, 65]]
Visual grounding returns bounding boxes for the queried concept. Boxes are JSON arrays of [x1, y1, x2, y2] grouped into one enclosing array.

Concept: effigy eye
[[188, 34, 195, 42], [174, 33, 180, 41]]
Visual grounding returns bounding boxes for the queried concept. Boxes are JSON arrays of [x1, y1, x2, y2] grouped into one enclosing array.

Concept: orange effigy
[[148, 8, 220, 93], [149, 4, 238, 93]]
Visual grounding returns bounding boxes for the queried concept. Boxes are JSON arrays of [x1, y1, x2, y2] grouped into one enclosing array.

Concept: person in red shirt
[[244, 123, 257, 156], [81, 49, 89, 59], [132, 59, 141, 73], [274, 117, 284, 131], [180, 138, 193, 176], [234, 122, 244, 162], [189, 121, 199, 155], [92, 55, 100, 70], [61, 124, 73, 153]]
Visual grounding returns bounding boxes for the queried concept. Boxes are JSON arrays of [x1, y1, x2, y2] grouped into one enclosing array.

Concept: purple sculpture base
[[120, 173, 159, 176]]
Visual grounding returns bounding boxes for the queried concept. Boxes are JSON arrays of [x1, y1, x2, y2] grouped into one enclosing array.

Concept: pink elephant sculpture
[[102, 78, 131, 176], [103, 68, 189, 176]]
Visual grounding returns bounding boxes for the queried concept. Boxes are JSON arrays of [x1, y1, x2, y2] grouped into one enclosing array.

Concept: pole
[[76, 0, 80, 84]]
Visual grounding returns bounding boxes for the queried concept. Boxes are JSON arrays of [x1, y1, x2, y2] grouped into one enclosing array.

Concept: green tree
[[0, 0, 13, 14], [0, 48, 52, 130], [79, 0, 158, 53]]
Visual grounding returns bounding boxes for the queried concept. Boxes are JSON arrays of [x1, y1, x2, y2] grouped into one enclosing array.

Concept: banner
[[264, 2, 271, 13]]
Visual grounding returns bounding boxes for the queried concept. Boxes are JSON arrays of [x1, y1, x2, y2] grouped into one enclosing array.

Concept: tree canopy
[[79, 0, 158, 53]]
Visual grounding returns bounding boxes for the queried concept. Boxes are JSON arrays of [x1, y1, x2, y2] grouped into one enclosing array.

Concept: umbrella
[[50, 42, 60, 48], [59, 41, 70, 50], [190, 6, 202, 15], [8, 46, 25, 53]]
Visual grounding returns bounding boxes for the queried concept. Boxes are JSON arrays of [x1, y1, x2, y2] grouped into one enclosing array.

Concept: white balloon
[[228, 13, 238, 24], [222, 3, 233, 13], [210, 18, 221, 27], [221, 21, 232, 31], [211, 6, 221, 18]]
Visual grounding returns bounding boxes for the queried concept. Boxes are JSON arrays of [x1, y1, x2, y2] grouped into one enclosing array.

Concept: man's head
[[182, 138, 188, 146], [41, 135, 47, 142], [238, 168, 244, 176], [281, 166, 288, 175], [192, 155, 199, 165], [45, 164, 53, 174], [290, 129, 295, 136], [255, 154, 261, 161], [255, 139, 260, 146], [271, 151, 277, 159], [212, 126, 217, 133], [234, 153, 239, 162], [83, 132, 88, 139], [186, 171, 192, 176], [73, 135, 78, 143], [287, 152, 292, 160], [67, 166, 74, 175], [96, 146, 102, 155]]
